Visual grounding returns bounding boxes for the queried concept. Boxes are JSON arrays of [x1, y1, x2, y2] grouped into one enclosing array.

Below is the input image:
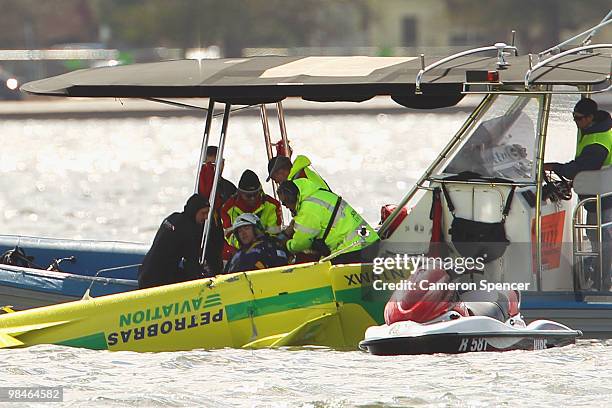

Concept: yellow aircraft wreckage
[[0, 262, 406, 351]]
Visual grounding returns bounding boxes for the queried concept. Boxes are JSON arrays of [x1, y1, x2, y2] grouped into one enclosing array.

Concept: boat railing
[[415, 43, 518, 94], [0, 263, 138, 287], [524, 44, 612, 90], [80, 263, 141, 300], [571, 166, 612, 291]]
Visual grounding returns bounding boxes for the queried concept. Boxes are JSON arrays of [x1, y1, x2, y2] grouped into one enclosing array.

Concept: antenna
[[495, 42, 510, 68], [582, 10, 612, 46], [539, 12, 612, 58]]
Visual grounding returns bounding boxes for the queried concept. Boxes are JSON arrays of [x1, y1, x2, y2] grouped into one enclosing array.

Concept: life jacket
[[288, 155, 331, 191], [575, 112, 612, 166], [575, 111, 612, 210], [221, 194, 282, 248], [224, 236, 289, 273], [287, 179, 379, 255]]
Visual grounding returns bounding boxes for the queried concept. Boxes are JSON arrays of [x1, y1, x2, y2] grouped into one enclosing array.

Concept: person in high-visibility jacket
[[277, 178, 379, 264], [266, 155, 330, 191], [545, 98, 611, 290], [221, 170, 282, 252]]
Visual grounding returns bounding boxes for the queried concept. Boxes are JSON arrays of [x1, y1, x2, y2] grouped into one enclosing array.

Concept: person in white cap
[[224, 213, 289, 274]]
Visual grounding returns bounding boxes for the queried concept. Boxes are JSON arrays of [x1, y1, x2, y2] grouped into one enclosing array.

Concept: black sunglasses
[[572, 113, 586, 121]]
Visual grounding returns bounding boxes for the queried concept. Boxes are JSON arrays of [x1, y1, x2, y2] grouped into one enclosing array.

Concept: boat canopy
[[21, 53, 611, 108]]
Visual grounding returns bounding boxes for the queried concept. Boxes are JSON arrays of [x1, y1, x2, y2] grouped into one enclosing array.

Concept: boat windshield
[[442, 95, 542, 182]]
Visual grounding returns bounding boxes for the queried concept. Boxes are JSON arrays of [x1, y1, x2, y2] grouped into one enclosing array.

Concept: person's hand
[[282, 222, 295, 238]]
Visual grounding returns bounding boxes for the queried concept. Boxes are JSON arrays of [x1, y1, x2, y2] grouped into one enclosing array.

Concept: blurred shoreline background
[[0, 0, 610, 105]]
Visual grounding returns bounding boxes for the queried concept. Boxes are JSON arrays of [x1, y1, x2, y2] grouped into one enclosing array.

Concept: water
[[0, 111, 471, 242], [1, 342, 611, 407], [1, 107, 609, 407]]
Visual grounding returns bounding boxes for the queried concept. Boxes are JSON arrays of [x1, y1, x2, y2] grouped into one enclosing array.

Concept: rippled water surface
[[0, 99, 608, 407], [1, 342, 611, 407]]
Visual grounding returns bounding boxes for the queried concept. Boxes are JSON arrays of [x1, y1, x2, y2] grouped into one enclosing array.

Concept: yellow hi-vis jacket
[[287, 179, 379, 255], [576, 127, 612, 166], [288, 155, 331, 191], [221, 195, 282, 248]]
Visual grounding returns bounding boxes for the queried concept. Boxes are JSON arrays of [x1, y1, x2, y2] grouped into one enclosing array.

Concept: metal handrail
[[572, 190, 612, 290], [463, 83, 612, 96], [0, 263, 138, 286], [81, 263, 141, 300], [415, 44, 518, 94], [572, 192, 612, 224], [524, 44, 612, 89], [538, 12, 612, 58]]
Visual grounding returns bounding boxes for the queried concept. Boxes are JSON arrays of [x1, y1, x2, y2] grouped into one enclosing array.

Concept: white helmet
[[231, 213, 264, 234]]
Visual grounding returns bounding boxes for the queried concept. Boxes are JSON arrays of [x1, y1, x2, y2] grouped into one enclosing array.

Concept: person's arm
[[286, 211, 321, 253], [220, 201, 233, 237], [198, 162, 215, 199], [138, 219, 180, 288], [549, 144, 609, 179]]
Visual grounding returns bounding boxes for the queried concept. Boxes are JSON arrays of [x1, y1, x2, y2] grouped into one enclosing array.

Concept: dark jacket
[[138, 194, 209, 289], [553, 110, 611, 179], [224, 236, 289, 274], [553, 110, 612, 210]]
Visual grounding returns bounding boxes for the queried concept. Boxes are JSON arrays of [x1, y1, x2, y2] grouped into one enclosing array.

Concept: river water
[[0, 101, 610, 407]]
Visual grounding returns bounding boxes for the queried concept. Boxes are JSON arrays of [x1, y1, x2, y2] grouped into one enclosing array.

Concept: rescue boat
[[0, 16, 611, 350]]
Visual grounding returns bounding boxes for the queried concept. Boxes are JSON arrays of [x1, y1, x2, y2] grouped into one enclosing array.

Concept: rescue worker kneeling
[[224, 213, 289, 274], [277, 179, 380, 264]]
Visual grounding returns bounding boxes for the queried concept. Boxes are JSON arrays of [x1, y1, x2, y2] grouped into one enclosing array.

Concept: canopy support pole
[[276, 102, 290, 157], [200, 102, 231, 266], [261, 104, 283, 207], [194, 99, 216, 192], [533, 91, 551, 291], [260, 104, 274, 161]]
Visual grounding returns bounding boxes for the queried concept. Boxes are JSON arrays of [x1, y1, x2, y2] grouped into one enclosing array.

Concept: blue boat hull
[[0, 235, 145, 310]]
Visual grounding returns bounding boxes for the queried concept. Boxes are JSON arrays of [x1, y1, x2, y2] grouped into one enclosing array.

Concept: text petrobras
[[107, 296, 223, 345]]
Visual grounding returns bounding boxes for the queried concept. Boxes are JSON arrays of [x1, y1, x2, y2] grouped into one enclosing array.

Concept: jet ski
[[359, 268, 582, 355]]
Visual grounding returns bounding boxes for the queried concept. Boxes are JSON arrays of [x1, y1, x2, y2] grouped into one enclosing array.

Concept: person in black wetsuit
[[138, 194, 211, 289], [223, 213, 289, 274], [545, 98, 612, 290]]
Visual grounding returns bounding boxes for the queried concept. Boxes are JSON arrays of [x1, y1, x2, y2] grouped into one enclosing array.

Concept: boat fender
[[379, 205, 408, 237]]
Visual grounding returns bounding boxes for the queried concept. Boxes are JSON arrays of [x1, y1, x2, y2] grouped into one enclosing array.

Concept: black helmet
[[238, 169, 262, 192]]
